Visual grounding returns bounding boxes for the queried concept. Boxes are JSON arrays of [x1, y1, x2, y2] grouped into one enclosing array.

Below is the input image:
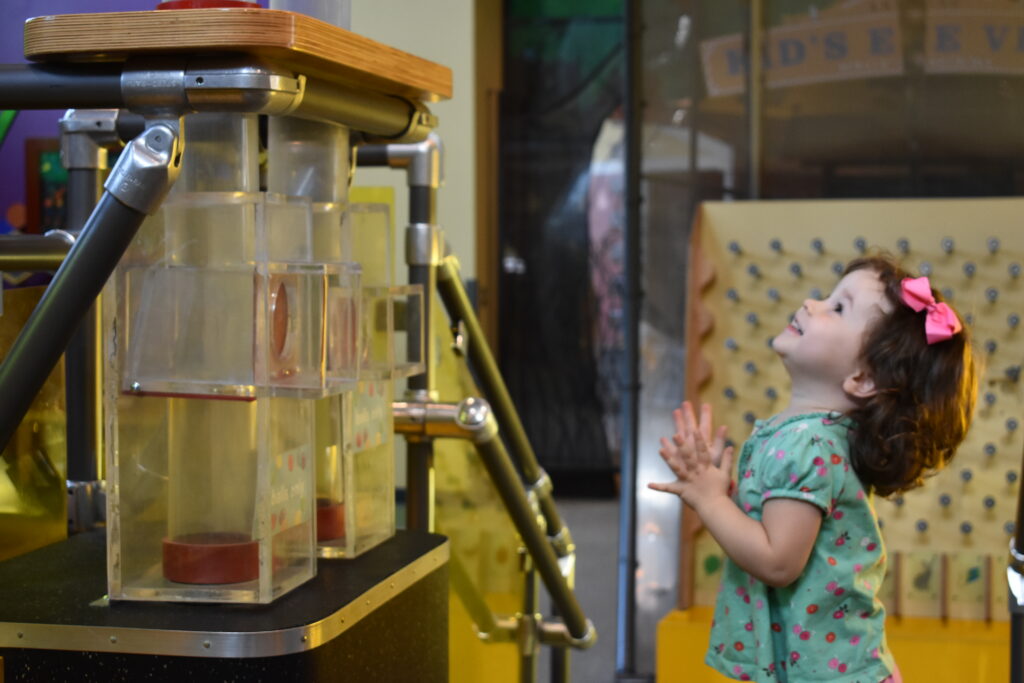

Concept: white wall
[[351, 0, 477, 282]]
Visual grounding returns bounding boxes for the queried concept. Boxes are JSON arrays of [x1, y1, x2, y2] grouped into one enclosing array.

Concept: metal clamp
[[538, 618, 598, 651], [548, 524, 576, 558], [104, 120, 182, 215], [454, 397, 500, 444], [59, 109, 119, 170], [406, 222, 443, 266]]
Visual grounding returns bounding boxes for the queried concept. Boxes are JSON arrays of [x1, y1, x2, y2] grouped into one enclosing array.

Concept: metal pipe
[[456, 398, 593, 644], [436, 256, 570, 547], [0, 234, 71, 271], [616, 0, 644, 676], [296, 78, 435, 142], [0, 64, 124, 109]]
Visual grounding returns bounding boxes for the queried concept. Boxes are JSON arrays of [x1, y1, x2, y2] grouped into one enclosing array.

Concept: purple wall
[[0, 1, 264, 234]]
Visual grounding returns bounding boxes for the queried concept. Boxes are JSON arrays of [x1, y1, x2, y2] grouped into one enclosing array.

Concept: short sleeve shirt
[[705, 413, 896, 683]]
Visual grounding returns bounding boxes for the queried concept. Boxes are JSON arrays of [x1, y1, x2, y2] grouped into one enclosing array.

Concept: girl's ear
[[843, 369, 878, 400]]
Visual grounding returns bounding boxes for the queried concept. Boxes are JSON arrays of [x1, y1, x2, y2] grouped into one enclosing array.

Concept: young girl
[[650, 255, 977, 682]]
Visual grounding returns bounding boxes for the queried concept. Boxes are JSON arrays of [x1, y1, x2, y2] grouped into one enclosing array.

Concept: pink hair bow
[[900, 277, 962, 345]]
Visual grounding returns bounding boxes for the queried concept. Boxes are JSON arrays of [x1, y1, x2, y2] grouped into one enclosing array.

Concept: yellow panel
[[0, 286, 67, 562], [657, 607, 1009, 683]]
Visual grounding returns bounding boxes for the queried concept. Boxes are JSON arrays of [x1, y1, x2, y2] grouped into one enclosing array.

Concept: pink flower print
[[789, 473, 798, 483], [743, 502, 753, 512], [790, 651, 801, 664], [826, 581, 838, 592], [828, 658, 840, 670], [792, 624, 802, 635], [871, 647, 880, 659], [817, 466, 828, 476], [775, 450, 786, 459], [835, 531, 850, 546], [850, 635, 861, 646], [733, 665, 744, 675], [833, 604, 849, 619], [813, 456, 825, 466], [832, 509, 844, 520], [755, 599, 764, 609], [856, 490, 865, 500], [743, 469, 753, 478], [735, 587, 747, 598], [745, 621, 754, 631], [839, 663, 848, 673], [854, 564, 863, 572], [762, 491, 772, 499]]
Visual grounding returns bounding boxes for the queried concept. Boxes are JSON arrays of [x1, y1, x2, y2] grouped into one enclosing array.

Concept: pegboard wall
[[684, 198, 1024, 622]]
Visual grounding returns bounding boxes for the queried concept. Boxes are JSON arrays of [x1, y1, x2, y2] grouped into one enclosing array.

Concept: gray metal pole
[[0, 64, 123, 109]]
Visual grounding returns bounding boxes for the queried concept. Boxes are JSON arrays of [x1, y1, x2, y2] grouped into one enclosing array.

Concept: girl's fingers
[[692, 428, 712, 467], [710, 424, 728, 466], [699, 403, 714, 443], [719, 445, 735, 476]]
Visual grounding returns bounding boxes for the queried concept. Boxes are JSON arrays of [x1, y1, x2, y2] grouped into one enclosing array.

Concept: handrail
[[435, 255, 574, 558], [394, 398, 596, 647]]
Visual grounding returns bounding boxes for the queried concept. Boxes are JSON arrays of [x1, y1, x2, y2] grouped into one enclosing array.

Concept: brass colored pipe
[[0, 234, 71, 271]]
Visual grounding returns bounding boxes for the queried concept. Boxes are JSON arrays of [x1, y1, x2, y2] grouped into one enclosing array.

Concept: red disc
[[157, 1, 260, 9], [316, 499, 346, 542], [162, 532, 259, 584]]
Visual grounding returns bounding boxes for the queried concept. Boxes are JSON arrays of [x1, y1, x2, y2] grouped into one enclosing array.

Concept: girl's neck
[[778, 385, 855, 421]]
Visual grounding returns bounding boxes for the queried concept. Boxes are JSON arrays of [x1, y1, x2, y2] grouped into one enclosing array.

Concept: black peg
[[765, 387, 778, 400], [728, 241, 743, 255], [984, 496, 996, 509], [1008, 313, 1020, 330], [1010, 263, 1021, 279], [1005, 366, 1021, 383], [960, 521, 973, 535], [1008, 418, 1019, 433], [1007, 522, 1017, 535], [743, 411, 756, 424], [942, 237, 955, 254], [724, 387, 737, 400], [1008, 471, 1019, 484], [894, 496, 905, 507], [809, 287, 822, 299], [941, 288, 954, 301], [961, 469, 973, 483], [897, 238, 910, 254], [916, 519, 929, 532], [919, 261, 933, 276], [985, 442, 997, 457], [985, 339, 998, 354], [853, 237, 867, 253], [724, 338, 739, 351], [831, 261, 844, 276], [747, 264, 762, 279], [746, 312, 759, 327], [726, 288, 740, 302], [767, 288, 780, 302], [963, 262, 976, 279], [939, 493, 952, 507], [789, 263, 803, 279], [986, 287, 999, 303], [744, 361, 758, 375], [988, 237, 1001, 254], [984, 392, 997, 407], [811, 238, 824, 254], [769, 239, 783, 253]]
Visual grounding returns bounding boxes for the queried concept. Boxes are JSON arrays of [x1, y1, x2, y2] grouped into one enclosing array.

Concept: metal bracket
[[406, 222, 443, 266], [104, 119, 183, 215], [59, 109, 119, 171]]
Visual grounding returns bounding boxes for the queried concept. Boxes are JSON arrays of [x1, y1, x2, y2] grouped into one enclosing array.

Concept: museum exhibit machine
[[0, 3, 594, 682]]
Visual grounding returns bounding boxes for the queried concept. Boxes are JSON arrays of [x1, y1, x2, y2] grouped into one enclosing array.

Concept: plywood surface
[[24, 9, 452, 103]]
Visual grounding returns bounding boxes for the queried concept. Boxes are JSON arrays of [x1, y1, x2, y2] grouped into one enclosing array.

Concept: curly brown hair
[[842, 255, 977, 497]]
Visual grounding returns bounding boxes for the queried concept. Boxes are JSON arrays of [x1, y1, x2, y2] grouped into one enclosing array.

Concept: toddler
[[650, 254, 977, 682]]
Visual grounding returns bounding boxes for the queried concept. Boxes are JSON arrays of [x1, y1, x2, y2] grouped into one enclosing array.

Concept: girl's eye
[[833, 302, 844, 314]]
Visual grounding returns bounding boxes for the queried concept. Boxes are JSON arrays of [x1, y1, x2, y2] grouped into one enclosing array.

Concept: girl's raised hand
[[649, 422, 734, 510], [671, 401, 730, 467]]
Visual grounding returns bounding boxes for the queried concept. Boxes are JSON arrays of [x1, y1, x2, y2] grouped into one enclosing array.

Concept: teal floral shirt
[[706, 413, 896, 683]]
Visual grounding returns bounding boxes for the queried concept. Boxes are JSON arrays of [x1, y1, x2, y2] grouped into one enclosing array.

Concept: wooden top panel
[[23, 9, 452, 103]]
